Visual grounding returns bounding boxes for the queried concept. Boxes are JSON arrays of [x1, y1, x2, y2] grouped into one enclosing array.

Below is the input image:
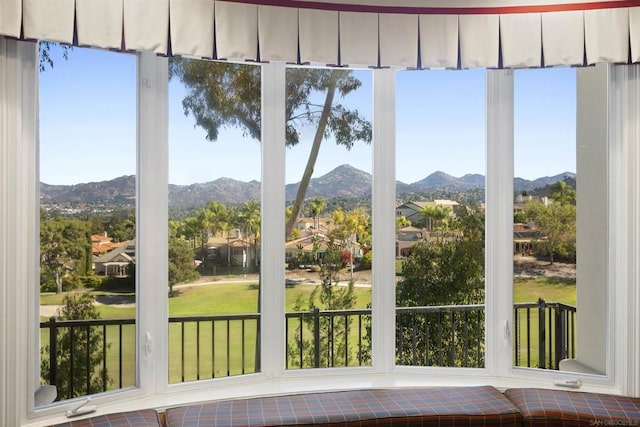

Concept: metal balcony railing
[[40, 299, 576, 400]]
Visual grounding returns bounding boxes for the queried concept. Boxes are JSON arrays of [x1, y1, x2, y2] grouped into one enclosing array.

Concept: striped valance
[[0, 0, 638, 68]]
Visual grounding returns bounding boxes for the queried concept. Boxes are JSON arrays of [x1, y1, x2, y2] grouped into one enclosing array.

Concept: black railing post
[[48, 317, 57, 388], [555, 306, 566, 369], [537, 298, 546, 369], [313, 307, 320, 368]]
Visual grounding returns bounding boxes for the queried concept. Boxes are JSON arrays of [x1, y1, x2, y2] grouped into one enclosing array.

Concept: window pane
[[284, 68, 373, 369], [395, 69, 486, 368], [513, 68, 605, 375], [168, 60, 261, 382], [38, 44, 137, 403]]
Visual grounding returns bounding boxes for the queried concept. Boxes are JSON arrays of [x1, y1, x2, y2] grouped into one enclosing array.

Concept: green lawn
[[40, 277, 575, 391]]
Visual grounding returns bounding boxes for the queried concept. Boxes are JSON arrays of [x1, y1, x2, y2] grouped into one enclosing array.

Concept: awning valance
[[1, 0, 639, 67]]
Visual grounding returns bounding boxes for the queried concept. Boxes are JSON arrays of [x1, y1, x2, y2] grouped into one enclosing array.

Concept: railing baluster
[[86, 326, 91, 394], [102, 324, 107, 391], [343, 314, 348, 367], [48, 317, 57, 390], [226, 319, 230, 376], [514, 308, 520, 366], [181, 322, 185, 383], [538, 298, 546, 369], [196, 321, 201, 380], [119, 324, 123, 388], [526, 308, 531, 368], [211, 320, 216, 378], [241, 319, 246, 374], [70, 327, 75, 398]]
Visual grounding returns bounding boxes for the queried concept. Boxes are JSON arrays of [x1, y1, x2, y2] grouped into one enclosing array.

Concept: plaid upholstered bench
[[164, 385, 523, 426], [504, 388, 640, 427], [52, 408, 162, 426]]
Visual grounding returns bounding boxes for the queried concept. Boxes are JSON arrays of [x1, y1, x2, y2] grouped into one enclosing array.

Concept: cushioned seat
[[504, 388, 640, 426], [165, 385, 522, 426], [53, 409, 162, 427]]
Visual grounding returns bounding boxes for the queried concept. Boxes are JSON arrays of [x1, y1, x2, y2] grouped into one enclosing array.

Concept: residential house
[[395, 226, 427, 257], [199, 228, 260, 273], [93, 240, 135, 277], [396, 200, 460, 226]]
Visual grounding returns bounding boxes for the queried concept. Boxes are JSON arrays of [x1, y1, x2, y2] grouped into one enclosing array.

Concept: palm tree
[[238, 200, 261, 270], [421, 205, 451, 238], [308, 197, 327, 230]]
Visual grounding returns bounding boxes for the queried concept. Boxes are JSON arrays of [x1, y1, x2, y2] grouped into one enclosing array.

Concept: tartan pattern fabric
[[504, 388, 640, 427], [165, 385, 522, 426], [52, 409, 162, 427]]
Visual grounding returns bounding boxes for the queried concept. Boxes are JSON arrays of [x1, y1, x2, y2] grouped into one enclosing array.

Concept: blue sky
[[39, 45, 575, 186]]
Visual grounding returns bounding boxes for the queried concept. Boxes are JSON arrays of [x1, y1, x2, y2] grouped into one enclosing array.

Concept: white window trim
[[1, 40, 638, 425]]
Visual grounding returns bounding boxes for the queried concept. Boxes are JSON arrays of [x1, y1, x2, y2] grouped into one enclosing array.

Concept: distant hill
[[40, 166, 576, 210], [285, 164, 372, 201], [40, 176, 136, 204]]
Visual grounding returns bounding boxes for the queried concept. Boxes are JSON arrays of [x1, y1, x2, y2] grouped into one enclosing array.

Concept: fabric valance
[[1, 0, 639, 67]]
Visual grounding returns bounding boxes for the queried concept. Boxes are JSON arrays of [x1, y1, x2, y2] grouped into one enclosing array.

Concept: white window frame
[[1, 38, 638, 426]]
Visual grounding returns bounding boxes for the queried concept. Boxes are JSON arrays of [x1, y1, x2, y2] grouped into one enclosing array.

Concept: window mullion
[[260, 62, 286, 377], [137, 52, 169, 394], [0, 38, 38, 426], [372, 68, 396, 372], [485, 69, 514, 377]]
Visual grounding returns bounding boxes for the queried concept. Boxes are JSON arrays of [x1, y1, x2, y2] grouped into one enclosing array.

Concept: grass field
[[40, 276, 575, 392]]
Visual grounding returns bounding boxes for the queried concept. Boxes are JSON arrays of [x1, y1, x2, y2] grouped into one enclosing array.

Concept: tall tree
[[549, 180, 576, 205], [308, 197, 327, 230], [40, 294, 110, 400], [40, 217, 92, 293], [169, 61, 372, 239], [288, 241, 357, 368], [524, 200, 576, 264], [395, 231, 485, 367], [238, 200, 261, 270], [168, 232, 200, 295]]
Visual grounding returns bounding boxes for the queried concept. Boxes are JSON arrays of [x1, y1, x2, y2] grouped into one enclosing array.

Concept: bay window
[[0, 36, 638, 426]]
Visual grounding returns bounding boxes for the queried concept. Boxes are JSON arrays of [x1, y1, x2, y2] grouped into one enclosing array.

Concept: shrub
[[79, 275, 103, 289], [360, 251, 372, 270]]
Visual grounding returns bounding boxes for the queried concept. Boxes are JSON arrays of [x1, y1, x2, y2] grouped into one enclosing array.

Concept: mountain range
[[40, 164, 576, 209]]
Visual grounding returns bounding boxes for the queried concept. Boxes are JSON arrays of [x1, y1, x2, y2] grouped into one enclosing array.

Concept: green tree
[[40, 294, 110, 400], [549, 180, 576, 205], [238, 200, 261, 271], [169, 61, 372, 239], [168, 232, 200, 295], [523, 200, 576, 264], [420, 205, 451, 236], [288, 242, 357, 368], [308, 197, 327, 229], [40, 217, 92, 293], [395, 208, 485, 368]]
